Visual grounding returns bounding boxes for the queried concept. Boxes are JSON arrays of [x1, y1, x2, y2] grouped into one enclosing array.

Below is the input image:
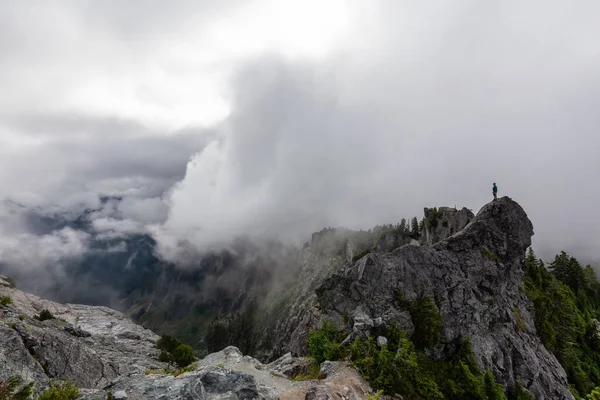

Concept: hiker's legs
[[493, 193, 497, 200]]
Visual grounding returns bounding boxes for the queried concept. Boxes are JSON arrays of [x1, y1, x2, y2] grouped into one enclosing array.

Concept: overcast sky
[[1, 0, 599, 269]]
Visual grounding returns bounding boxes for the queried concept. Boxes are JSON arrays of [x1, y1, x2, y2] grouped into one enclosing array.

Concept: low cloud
[[1, 0, 600, 275]]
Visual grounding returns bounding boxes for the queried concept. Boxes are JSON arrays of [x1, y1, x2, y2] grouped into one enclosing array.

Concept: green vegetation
[[481, 247, 500, 263], [307, 322, 508, 399], [588, 386, 600, 399], [524, 249, 600, 398], [511, 308, 526, 331], [394, 292, 442, 348], [367, 390, 383, 400], [306, 321, 346, 364], [352, 248, 371, 263], [410, 217, 420, 239], [18, 315, 25, 321], [34, 310, 55, 322], [0, 379, 78, 400], [291, 361, 323, 381], [509, 381, 535, 400], [0, 376, 34, 400], [409, 296, 442, 349], [37, 381, 79, 400], [0, 296, 13, 307], [425, 207, 444, 229], [156, 334, 196, 368]]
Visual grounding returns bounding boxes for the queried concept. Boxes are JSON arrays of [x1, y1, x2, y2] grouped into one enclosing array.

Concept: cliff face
[[263, 198, 573, 399]]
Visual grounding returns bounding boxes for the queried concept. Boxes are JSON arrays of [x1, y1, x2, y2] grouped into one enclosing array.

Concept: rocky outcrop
[[0, 275, 165, 389], [420, 206, 474, 245], [80, 346, 372, 400], [266, 197, 573, 399], [0, 276, 374, 399]]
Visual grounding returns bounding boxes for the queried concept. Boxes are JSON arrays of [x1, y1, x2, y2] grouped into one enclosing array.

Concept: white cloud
[[1, 0, 600, 268]]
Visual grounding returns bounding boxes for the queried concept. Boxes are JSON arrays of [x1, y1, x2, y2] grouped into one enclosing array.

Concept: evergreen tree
[[550, 251, 584, 293], [399, 219, 407, 234], [410, 217, 419, 238]]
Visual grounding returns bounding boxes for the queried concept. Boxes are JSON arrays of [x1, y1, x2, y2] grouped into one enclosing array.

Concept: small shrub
[[394, 289, 410, 309], [18, 315, 25, 321], [511, 381, 535, 400], [512, 308, 526, 331], [172, 344, 195, 368], [216, 363, 225, 368], [156, 334, 181, 354], [352, 248, 372, 263], [409, 296, 442, 349], [0, 376, 34, 400], [292, 361, 323, 381], [350, 331, 443, 398], [0, 296, 13, 306], [156, 334, 195, 367], [35, 310, 55, 322], [307, 321, 346, 363], [37, 381, 79, 400], [588, 386, 600, 399], [58, 318, 67, 323], [484, 371, 507, 400], [107, 392, 113, 400], [342, 312, 350, 325], [367, 390, 383, 400], [481, 247, 500, 263]]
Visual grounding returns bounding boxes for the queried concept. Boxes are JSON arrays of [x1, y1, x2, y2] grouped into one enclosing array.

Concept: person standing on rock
[[493, 183, 498, 200]]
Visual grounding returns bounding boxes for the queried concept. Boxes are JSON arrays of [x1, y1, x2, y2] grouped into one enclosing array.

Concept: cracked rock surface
[[0, 275, 165, 389]]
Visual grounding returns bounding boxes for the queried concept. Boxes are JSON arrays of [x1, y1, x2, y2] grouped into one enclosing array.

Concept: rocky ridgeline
[[0, 275, 372, 399], [264, 197, 573, 399]]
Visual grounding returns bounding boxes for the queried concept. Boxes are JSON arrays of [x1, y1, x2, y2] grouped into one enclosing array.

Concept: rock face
[[80, 346, 372, 400], [265, 197, 573, 399], [0, 275, 165, 389], [420, 206, 474, 246]]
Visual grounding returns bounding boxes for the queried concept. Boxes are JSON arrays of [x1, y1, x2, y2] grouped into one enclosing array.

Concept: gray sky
[[1, 0, 599, 269]]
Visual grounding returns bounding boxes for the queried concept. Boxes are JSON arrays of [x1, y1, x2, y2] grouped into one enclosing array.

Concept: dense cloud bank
[[0, 0, 599, 274]]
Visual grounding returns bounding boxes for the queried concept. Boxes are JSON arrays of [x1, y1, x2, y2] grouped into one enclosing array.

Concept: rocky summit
[[318, 198, 571, 398], [251, 198, 573, 399], [0, 197, 580, 399]]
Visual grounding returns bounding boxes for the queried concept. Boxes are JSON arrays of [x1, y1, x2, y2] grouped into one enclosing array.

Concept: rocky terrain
[[0, 274, 165, 389], [0, 197, 581, 399], [0, 275, 373, 399]]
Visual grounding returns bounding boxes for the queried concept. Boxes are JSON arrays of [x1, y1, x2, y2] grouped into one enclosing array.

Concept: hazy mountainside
[[1, 197, 304, 347]]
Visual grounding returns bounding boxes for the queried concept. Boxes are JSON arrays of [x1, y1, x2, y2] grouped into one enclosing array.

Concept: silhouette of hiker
[[493, 183, 498, 200]]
